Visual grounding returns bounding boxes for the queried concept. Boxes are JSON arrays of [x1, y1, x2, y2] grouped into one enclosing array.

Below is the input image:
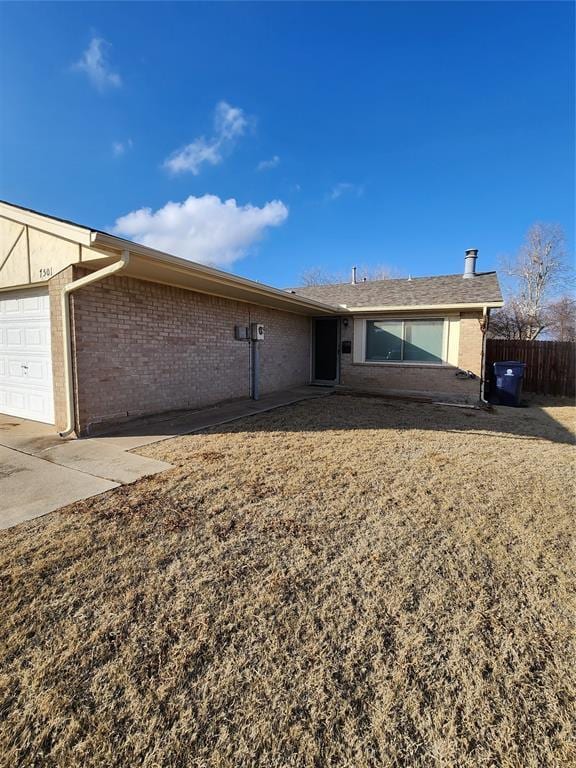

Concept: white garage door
[[0, 288, 55, 424]]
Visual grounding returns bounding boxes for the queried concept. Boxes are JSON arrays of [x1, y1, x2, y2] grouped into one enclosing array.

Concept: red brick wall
[[69, 273, 311, 434]]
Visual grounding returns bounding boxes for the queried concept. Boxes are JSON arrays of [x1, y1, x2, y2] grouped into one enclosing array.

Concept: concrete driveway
[[0, 386, 332, 529], [0, 414, 173, 530]]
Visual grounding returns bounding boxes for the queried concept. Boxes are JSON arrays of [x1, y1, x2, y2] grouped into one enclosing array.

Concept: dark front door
[[314, 318, 339, 382]]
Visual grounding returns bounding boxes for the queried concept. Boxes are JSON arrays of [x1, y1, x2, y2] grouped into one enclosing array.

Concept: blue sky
[[1, 1, 574, 287]]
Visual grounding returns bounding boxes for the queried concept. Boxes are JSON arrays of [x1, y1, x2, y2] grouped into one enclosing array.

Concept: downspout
[[251, 338, 260, 400], [479, 305, 489, 404], [59, 250, 130, 438]]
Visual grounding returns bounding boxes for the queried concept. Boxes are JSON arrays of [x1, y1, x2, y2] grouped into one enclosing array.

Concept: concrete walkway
[[92, 385, 334, 449], [0, 386, 332, 529]]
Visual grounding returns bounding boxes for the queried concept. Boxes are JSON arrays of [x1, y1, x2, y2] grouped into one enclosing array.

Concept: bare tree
[[298, 267, 344, 286], [358, 264, 398, 281], [491, 223, 573, 340], [489, 299, 536, 340], [547, 296, 576, 342], [298, 263, 397, 286]]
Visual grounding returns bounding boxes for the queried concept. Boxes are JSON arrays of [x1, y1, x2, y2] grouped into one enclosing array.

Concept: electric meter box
[[251, 323, 265, 341], [234, 325, 249, 340]]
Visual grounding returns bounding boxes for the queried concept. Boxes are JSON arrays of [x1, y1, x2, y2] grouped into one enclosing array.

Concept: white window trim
[[353, 315, 460, 367]]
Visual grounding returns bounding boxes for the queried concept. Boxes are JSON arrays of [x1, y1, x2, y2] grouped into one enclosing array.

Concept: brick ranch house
[[0, 201, 502, 436]]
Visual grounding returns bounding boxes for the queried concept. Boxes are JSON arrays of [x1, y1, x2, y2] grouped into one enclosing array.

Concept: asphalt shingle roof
[[290, 272, 502, 309]]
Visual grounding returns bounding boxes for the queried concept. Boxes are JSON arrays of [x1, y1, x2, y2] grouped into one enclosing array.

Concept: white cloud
[[164, 101, 249, 175], [163, 137, 221, 175], [112, 138, 133, 157], [214, 101, 248, 141], [112, 194, 288, 267], [257, 155, 280, 171], [329, 182, 364, 200], [73, 37, 121, 91]]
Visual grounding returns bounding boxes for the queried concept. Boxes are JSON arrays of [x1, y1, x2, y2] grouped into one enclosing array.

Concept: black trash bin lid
[[493, 361, 526, 373]]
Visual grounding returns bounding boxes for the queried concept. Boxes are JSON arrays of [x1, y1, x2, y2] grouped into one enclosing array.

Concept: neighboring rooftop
[[291, 272, 503, 309]]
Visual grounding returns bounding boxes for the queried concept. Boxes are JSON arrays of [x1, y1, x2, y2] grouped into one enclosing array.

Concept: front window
[[365, 319, 444, 363]]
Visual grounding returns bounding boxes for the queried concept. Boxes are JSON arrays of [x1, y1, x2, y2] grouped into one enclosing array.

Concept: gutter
[[59, 249, 130, 438], [479, 305, 490, 404], [91, 231, 340, 316], [344, 302, 504, 312]]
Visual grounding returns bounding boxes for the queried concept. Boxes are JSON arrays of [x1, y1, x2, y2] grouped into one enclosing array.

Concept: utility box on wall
[[234, 325, 249, 340], [251, 323, 265, 341]]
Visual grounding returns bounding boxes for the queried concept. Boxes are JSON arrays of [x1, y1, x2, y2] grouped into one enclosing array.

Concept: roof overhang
[[344, 302, 504, 313], [0, 201, 337, 314], [0, 201, 93, 246], [89, 232, 339, 316], [1, 202, 503, 315]]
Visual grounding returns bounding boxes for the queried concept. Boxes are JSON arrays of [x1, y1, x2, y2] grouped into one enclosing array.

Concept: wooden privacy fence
[[485, 339, 576, 397]]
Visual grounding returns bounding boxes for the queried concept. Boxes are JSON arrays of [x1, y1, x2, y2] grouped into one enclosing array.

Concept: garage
[[0, 287, 54, 424]]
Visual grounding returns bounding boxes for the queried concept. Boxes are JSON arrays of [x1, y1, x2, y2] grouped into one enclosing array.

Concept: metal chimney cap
[[463, 248, 479, 278]]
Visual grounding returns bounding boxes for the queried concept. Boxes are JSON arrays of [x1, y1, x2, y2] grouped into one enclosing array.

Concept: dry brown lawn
[[1, 394, 575, 768]]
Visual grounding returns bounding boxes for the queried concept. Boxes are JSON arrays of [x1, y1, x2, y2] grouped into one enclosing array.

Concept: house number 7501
[[39, 267, 53, 278]]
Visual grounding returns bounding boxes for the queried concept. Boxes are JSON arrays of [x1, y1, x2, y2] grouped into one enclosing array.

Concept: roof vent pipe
[[351, 266, 357, 285], [463, 248, 478, 279]]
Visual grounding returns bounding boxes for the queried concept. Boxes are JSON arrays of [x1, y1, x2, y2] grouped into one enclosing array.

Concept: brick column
[[48, 267, 76, 432]]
